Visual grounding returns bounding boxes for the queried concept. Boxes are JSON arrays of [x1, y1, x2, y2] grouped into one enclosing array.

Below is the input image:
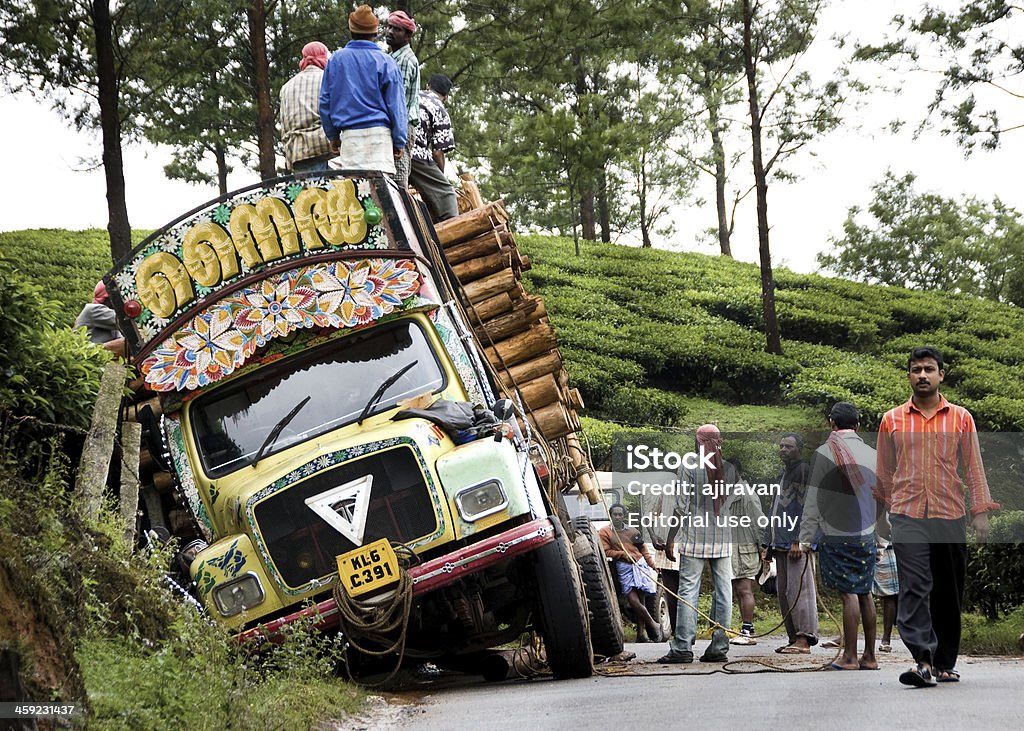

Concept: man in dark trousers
[[409, 74, 459, 222], [876, 346, 999, 687]]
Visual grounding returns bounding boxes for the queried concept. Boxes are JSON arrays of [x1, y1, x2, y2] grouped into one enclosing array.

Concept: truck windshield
[[190, 319, 446, 477]]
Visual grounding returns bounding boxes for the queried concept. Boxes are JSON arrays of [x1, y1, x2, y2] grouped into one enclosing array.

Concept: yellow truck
[[104, 170, 622, 679]]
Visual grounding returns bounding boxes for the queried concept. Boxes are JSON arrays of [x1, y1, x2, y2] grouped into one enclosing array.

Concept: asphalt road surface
[[360, 636, 1024, 731]]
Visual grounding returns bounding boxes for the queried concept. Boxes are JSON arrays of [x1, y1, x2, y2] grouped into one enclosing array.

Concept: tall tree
[[855, 0, 1024, 152], [247, 0, 276, 179], [0, 0, 164, 262], [819, 171, 1024, 305], [736, 0, 849, 353]]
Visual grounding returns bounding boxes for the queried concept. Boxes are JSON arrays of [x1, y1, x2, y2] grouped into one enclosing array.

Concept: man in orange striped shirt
[[875, 346, 999, 687]]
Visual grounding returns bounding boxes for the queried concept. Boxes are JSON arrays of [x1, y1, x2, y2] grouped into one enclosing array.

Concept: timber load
[[435, 176, 600, 505]]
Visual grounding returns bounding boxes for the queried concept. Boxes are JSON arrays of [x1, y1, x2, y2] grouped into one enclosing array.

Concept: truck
[[103, 170, 623, 679]]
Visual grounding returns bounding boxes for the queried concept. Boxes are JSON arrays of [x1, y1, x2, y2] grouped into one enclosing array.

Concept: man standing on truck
[[319, 4, 407, 174], [385, 9, 420, 188], [280, 41, 334, 173], [600, 504, 664, 643], [409, 74, 459, 222]]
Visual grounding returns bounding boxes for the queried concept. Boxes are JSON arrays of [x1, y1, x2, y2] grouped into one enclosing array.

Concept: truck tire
[[532, 526, 594, 679], [571, 516, 624, 657]]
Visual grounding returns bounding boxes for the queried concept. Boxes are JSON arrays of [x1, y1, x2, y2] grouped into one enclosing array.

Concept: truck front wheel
[[531, 527, 594, 679]]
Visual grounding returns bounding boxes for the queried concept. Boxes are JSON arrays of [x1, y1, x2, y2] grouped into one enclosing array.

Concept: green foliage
[[854, 1, 1024, 152], [965, 511, 1024, 620], [0, 263, 110, 443], [819, 171, 1024, 305], [0, 228, 150, 323], [79, 615, 362, 730]]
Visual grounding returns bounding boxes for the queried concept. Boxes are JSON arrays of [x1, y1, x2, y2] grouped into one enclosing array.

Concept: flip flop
[[899, 663, 936, 688], [778, 645, 811, 654], [859, 662, 879, 671], [937, 669, 960, 683], [878, 643, 892, 653], [826, 662, 857, 670]]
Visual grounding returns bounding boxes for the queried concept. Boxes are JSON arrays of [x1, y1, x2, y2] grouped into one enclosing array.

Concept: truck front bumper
[[237, 516, 557, 644]]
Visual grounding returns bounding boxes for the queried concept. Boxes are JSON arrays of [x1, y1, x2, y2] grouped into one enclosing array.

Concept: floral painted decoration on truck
[[104, 175, 400, 360], [140, 258, 421, 391]]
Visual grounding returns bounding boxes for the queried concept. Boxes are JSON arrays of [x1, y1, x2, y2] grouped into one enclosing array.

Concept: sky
[[1, 1, 1021, 275]]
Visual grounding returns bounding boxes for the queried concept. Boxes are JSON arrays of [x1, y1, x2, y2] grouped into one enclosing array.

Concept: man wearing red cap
[[386, 9, 420, 188], [280, 41, 334, 173], [319, 5, 407, 174]]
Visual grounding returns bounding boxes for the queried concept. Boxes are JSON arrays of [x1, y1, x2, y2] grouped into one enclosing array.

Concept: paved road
[[367, 636, 1024, 731]]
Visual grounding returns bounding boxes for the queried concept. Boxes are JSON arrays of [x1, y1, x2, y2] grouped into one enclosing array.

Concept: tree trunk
[[708, 100, 732, 258], [638, 147, 652, 248], [579, 189, 596, 241], [598, 168, 611, 243], [743, 0, 782, 355], [92, 0, 132, 264], [247, 0, 276, 180], [215, 141, 229, 195]]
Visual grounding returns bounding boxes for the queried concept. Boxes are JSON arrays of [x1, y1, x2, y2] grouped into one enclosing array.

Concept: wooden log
[[75, 361, 127, 523], [120, 421, 142, 549], [529, 295, 547, 321], [139, 444, 156, 474], [152, 470, 175, 494], [452, 250, 512, 284], [565, 433, 601, 505], [484, 323, 558, 369], [555, 368, 570, 389], [567, 387, 586, 411], [434, 200, 507, 246], [474, 299, 541, 342], [518, 373, 561, 410], [498, 351, 564, 388], [518, 253, 531, 272], [470, 292, 514, 322], [459, 173, 486, 210], [125, 395, 162, 422], [464, 268, 517, 303], [444, 229, 503, 262], [526, 401, 573, 439]]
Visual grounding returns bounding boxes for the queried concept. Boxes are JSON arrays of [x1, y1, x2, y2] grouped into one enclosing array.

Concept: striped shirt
[[673, 466, 731, 559], [389, 43, 420, 127], [874, 395, 999, 519], [279, 67, 332, 168]]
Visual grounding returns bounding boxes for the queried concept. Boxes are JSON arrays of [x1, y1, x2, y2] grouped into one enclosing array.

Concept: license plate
[[335, 538, 399, 598]]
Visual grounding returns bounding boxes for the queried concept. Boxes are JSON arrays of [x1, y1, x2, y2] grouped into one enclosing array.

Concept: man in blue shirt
[[319, 4, 407, 174]]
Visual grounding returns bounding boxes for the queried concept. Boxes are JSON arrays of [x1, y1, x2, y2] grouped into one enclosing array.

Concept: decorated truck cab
[[103, 171, 621, 679]]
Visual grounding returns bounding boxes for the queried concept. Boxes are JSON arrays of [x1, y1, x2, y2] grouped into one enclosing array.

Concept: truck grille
[[253, 446, 436, 588]]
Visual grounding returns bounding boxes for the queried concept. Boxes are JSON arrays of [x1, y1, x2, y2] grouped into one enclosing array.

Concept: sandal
[[878, 643, 892, 653], [899, 662, 936, 688], [777, 645, 811, 654], [936, 669, 960, 683]]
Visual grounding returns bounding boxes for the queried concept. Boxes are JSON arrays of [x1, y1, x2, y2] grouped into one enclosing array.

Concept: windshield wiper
[[252, 395, 311, 468], [357, 360, 418, 425]]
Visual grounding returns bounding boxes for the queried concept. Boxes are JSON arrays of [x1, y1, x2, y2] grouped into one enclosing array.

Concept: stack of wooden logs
[[435, 181, 600, 503]]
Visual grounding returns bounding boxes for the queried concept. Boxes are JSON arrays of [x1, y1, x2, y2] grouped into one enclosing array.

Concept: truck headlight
[[212, 573, 265, 617], [455, 480, 508, 521]]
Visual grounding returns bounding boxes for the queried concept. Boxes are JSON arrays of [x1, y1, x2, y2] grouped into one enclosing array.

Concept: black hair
[[908, 346, 944, 371], [781, 432, 804, 449], [829, 401, 859, 429], [428, 73, 453, 96], [609, 503, 625, 513], [351, 31, 377, 41]]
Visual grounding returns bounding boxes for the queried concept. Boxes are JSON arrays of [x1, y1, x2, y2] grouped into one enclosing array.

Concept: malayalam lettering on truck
[[102, 170, 623, 680]]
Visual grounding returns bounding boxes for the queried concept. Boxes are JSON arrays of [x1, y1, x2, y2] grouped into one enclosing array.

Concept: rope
[[333, 544, 417, 686]]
